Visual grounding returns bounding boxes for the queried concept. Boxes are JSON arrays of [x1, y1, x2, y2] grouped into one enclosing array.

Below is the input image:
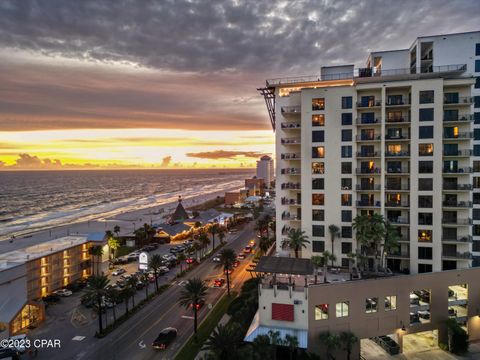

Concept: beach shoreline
[[0, 186, 241, 254]]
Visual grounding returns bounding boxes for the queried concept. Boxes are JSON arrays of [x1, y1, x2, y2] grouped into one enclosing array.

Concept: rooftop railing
[[281, 105, 302, 114]]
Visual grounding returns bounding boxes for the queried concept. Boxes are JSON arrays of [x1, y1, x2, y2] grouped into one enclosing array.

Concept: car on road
[[237, 253, 246, 260], [53, 289, 73, 297], [152, 327, 178, 350], [116, 279, 126, 288], [186, 257, 196, 264], [112, 268, 126, 276], [232, 260, 240, 268], [113, 256, 129, 265], [228, 229, 238, 234], [417, 310, 430, 320], [249, 240, 256, 247], [243, 246, 252, 254], [214, 278, 225, 287], [213, 255, 221, 262], [189, 299, 205, 310], [5, 334, 29, 354], [224, 268, 234, 275], [183, 239, 193, 246], [121, 274, 132, 280], [42, 293, 61, 303]]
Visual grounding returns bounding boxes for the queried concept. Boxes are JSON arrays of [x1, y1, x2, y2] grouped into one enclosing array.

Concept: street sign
[[139, 252, 149, 271]]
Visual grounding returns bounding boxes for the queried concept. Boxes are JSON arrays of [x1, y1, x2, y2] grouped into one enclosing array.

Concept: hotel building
[[256, 155, 275, 188], [260, 31, 480, 274]]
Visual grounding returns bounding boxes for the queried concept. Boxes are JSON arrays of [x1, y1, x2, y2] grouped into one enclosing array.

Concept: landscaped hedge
[[446, 318, 469, 354]]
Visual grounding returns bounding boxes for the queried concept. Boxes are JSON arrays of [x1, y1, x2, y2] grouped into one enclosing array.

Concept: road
[[77, 221, 256, 360]]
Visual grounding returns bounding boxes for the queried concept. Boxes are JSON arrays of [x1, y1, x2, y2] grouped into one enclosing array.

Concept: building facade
[[263, 31, 480, 275], [257, 155, 275, 188]]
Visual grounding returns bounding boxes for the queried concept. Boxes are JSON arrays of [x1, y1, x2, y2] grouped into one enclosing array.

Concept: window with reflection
[[312, 162, 325, 174], [312, 114, 325, 126], [312, 98, 325, 111]]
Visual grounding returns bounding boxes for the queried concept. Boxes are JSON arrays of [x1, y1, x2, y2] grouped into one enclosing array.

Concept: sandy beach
[[0, 186, 241, 254]]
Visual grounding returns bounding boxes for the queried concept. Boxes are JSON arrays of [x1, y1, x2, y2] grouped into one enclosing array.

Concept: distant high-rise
[[256, 155, 274, 188]]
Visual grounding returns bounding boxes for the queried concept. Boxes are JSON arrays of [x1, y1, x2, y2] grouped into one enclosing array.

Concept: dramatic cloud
[[160, 156, 172, 167], [186, 150, 268, 159]]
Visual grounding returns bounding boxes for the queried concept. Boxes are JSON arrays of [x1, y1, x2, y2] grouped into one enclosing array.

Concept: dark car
[[152, 327, 178, 350], [42, 294, 61, 303], [0, 348, 20, 360]]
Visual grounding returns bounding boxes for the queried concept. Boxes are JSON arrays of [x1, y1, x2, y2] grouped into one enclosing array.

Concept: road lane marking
[[181, 315, 194, 319], [138, 340, 146, 349]]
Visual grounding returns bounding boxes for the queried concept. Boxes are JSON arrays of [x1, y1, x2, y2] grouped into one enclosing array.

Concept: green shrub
[[446, 318, 469, 354]]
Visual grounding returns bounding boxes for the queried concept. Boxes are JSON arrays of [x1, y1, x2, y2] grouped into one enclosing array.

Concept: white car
[[112, 268, 126, 276], [6, 334, 29, 353], [213, 255, 221, 262], [54, 289, 73, 297]]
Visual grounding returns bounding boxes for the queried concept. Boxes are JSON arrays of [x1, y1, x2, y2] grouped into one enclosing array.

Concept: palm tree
[[284, 334, 299, 360], [177, 253, 186, 272], [88, 246, 104, 275], [105, 230, 114, 260], [215, 248, 236, 296], [126, 275, 138, 307], [382, 222, 400, 270], [328, 224, 340, 267], [311, 255, 323, 285], [255, 218, 267, 238], [209, 223, 220, 251], [319, 331, 341, 360], [251, 334, 271, 360], [281, 228, 310, 258], [263, 214, 272, 239], [140, 272, 150, 299], [346, 252, 356, 279], [149, 254, 163, 292], [268, 330, 282, 360], [259, 236, 272, 255], [199, 232, 210, 257], [202, 323, 242, 359], [321, 251, 336, 283], [178, 278, 208, 338], [193, 241, 202, 261], [85, 275, 109, 334], [339, 331, 358, 360], [106, 287, 121, 323], [352, 214, 370, 256], [107, 233, 120, 260], [121, 286, 135, 315], [113, 225, 121, 237], [218, 229, 226, 244]]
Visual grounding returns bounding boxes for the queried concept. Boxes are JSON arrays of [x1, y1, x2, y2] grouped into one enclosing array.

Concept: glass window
[[419, 126, 434, 139], [312, 209, 324, 221], [336, 301, 349, 318], [315, 304, 329, 320], [366, 297, 378, 313], [418, 264, 433, 273], [475, 129, 480, 141], [312, 193, 324, 206], [475, 145, 480, 156], [312, 178, 324, 190], [418, 178, 433, 191], [475, 96, 480, 108], [312, 146, 325, 158], [419, 143, 433, 156], [475, 77, 480, 89], [342, 129, 352, 142], [361, 112, 376, 124], [444, 109, 458, 121], [419, 108, 434, 121], [475, 112, 480, 124], [419, 212, 433, 225], [312, 98, 325, 111], [418, 230, 432, 242], [341, 178, 352, 190], [341, 146, 352, 158], [385, 296, 397, 311], [476, 60, 480, 73], [341, 162, 352, 174], [312, 162, 325, 174], [341, 96, 352, 109], [312, 240, 325, 253], [419, 161, 433, 173], [341, 113, 352, 125], [312, 225, 325, 237], [341, 210, 352, 222], [418, 247, 433, 260], [312, 131, 324, 142], [312, 114, 325, 126], [477, 43, 480, 56], [341, 226, 352, 238], [418, 195, 433, 208], [419, 90, 434, 104], [341, 242, 352, 254], [341, 194, 352, 206]]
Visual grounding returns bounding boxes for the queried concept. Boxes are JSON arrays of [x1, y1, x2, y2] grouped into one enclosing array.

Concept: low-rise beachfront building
[[246, 256, 480, 358], [0, 233, 106, 337], [245, 178, 266, 196]]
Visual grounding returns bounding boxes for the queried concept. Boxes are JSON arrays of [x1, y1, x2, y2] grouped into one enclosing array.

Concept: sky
[[0, 0, 479, 169]]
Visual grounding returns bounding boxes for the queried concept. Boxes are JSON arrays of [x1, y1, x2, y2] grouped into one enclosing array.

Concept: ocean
[[0, 169, 254, 239]]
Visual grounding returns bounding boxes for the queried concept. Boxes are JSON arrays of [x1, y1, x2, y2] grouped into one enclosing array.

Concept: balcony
[[281, 105, 301, 114], [356, 117, 381, 126], [356, 151, 380, 158], [385, 201, 410, 208], [385, 134, 410, 141], [388, 217, 410, 225], [281, 168, 301, 175], [442, 201, 472, 208], [442, 167, 472, 174], [387, 250, 410, 259], [443, 132, 473, 140], [386, 115, 410, 124], [442, 235, 473, 243], [355, 167, 381, 174], [281, 153, 301, 160], [443, 114, 474, 123], [385, 151, 410, 158], [442, 184, 472, 191], [356, 184, 381, 191], [441, 251, 473, 260], [386, 167, 410, 174], [386, 97, 410, 107], [281, 198, 301, 206], [356, 134, 381, 142], [443, 97, 473, 105], [356, 200, 381, 208], [443, 149, 473, 157], [281, 122, 301, 130], [281, 138, 301, 145], [282, 213, 301, 221], [442, 218, 473, 225], [281, 182, 301, 190], [357, 99, 382, 108], [385, 184, 410, 191]]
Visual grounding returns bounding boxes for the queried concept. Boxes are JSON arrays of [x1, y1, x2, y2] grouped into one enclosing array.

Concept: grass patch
[[175, 291, 238, 360], [115, 246, 135, 257], [187, 196, 225, 211]]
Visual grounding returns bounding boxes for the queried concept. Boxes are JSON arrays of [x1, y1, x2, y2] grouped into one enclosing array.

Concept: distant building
[[245, 177, 265, 196], [225, 189, 249, 205], [256, 155, 274, 187], [170, 196, 189, 222]]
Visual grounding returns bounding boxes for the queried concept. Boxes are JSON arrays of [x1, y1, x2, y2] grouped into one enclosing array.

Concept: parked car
[[136, 281, 145, 290], [116, 279, 126, 288], [54, 289, 73, 297], [184, 240, 193, 245], [237, 253, 246, 260], [249, 240, 256, 247], [418, 310, 430, 320], [228, 229, 238, 234], [158, 266, 170, 274], [170, 247, 179, 254], [152, 327, 178, 350], [224, 268, 233, 275], [409, 293, 420, 305], [414, 290, 430, 303], [121, 274, 132, 280], [0, 347, 21, 359], [214, 278, 225, 287], [186, 257, 196, 265], [232, 260, 240, 268], [243, 246, 252, 254], [42, 294, 61, 303], [81, 295, 95, 307], [150, 242, 160, 249], [5, 334, 29, 354], [112, 268, 126, 276], [410, 312, 420, 324]]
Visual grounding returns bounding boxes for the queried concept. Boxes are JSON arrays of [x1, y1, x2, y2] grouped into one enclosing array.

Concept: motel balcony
[[442, 184, 472, 191], [356, 99, 382, 108], [356, 184, 381, 191], [443, 132, 473, 140], [281, 182, 301, 190], [281, 168, 301, 175], [355, 167, 381, 174], [384, 201, 410, 208], [385, 150, 410, 158], [443, 149, 473, 157], [386, 97, 410, 107], [356, 151, 380, 158], [281, 122, 301, 130], [281, 105, 301, 114], [281, 153, 301, 160], [442, 235, 473, 243], [443, 97, 473, 105], [385, 114, 410, 124], [385, 184, 410, 191], [442, 167, 473, 174], [356, 117, 381, 125], [441, 251, 473, 260], [356, 200, 381, 208], [388, 217, 410, 225], [281, 198, 301, 206], [442, 201, 473, 208], [441, 217, 473, 225], [443, 114, 474, 123], [356, 134, 382, 142], [281, 138, 301, 145]]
